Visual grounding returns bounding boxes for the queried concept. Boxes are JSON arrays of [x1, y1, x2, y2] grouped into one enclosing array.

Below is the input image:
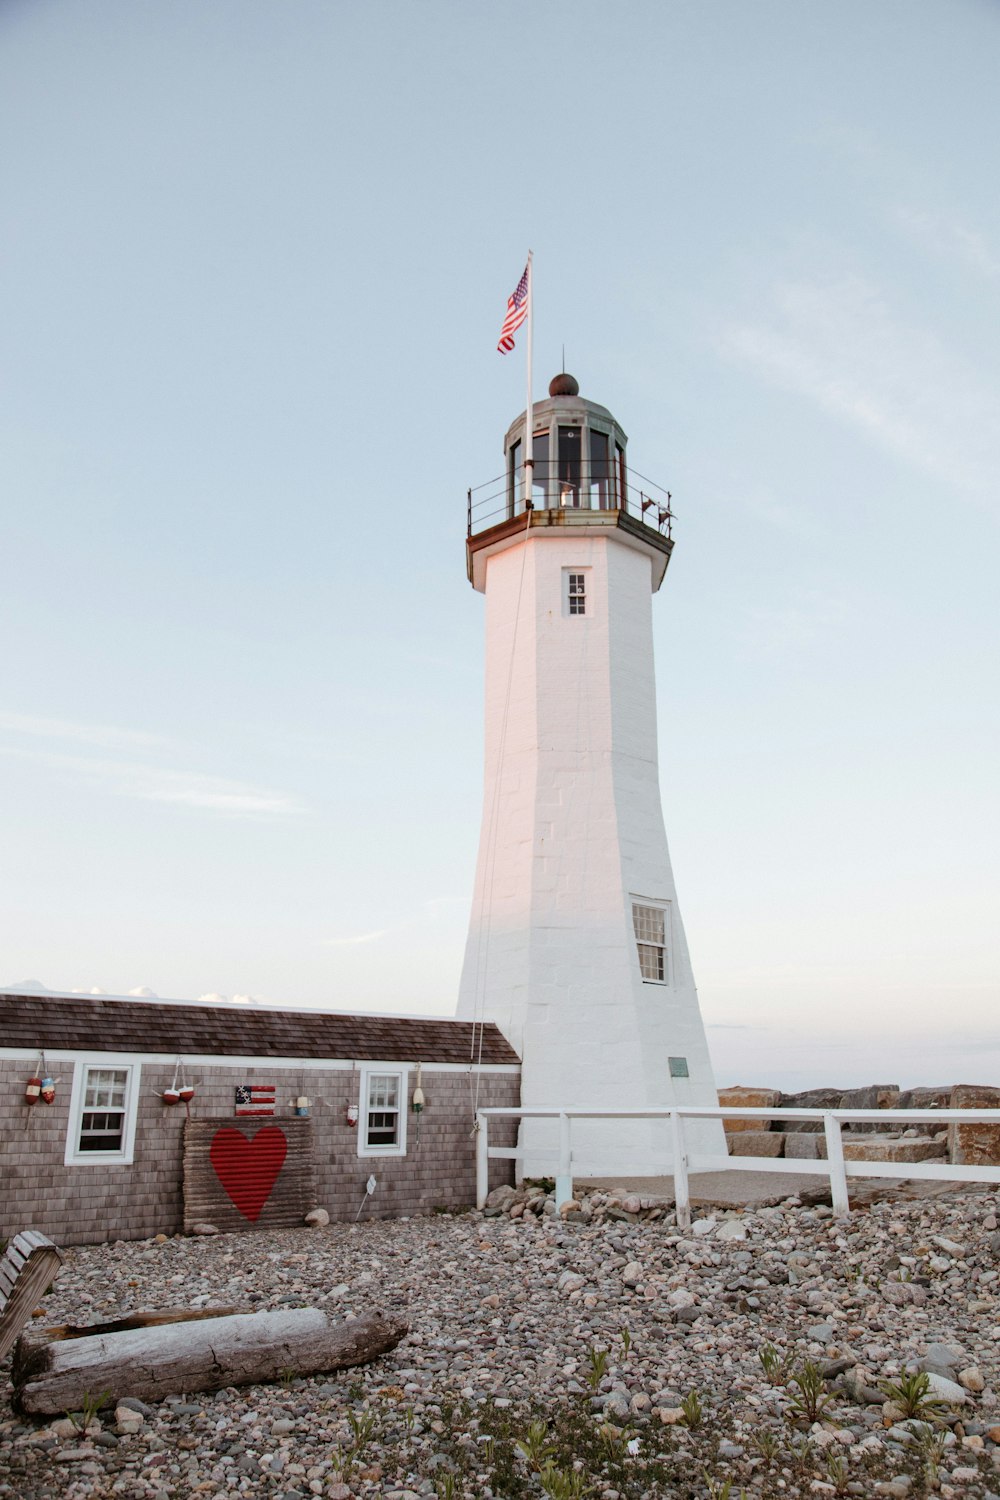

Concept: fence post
[[670, 1110, 691, 1231], [823, 1112, 850, 1217], [475, 1112, 489, 1210], [556, 1113, 572, 1211]]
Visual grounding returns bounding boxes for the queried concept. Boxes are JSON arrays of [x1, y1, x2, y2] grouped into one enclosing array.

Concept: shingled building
[[0, 992, 518, 1245]]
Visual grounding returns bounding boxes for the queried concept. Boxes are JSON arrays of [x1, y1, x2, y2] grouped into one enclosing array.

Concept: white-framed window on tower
[[632, 899, 671, 984], [564, 568, 588, 617]]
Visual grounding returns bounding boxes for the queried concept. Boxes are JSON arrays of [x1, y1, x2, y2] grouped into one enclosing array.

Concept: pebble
[[2, 1187, 998, 1498]]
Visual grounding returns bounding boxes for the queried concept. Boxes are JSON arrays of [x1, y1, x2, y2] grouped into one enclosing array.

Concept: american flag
[[497, 263, 529, 353], [235, 1084, 276, 1116]]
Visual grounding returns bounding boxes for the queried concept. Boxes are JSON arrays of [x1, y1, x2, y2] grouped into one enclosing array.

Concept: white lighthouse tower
[[457, 373, 723, 1176]]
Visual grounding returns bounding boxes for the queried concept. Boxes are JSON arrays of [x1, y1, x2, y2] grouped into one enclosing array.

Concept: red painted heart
[[209, 1126, 288, 1223]]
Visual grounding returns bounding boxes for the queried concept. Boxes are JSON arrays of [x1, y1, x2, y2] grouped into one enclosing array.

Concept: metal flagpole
[[524, 250, 533, 509]]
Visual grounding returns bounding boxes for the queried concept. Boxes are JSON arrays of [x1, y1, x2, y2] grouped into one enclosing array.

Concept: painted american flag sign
[[235, 1084, 276, 1117], [497, 263, 529, 353]]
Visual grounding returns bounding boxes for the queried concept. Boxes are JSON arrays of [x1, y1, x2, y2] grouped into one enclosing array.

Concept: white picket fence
[[474, 1105, 1000, 1227]]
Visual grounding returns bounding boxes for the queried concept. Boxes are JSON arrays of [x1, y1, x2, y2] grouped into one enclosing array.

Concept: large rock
[[727, 1130, 784, 1158], [784, 1132, 827, 1160], [898, 1087, 952, 1110], [718, 1086, 780, 1133], [776, 1087, 839, 1131], [838, 1085, 900, 1133], [948, 1085, 1000, 1166], [841, 1134, 945, 1163]]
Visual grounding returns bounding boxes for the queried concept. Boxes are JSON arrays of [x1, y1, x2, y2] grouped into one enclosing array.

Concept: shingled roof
[[0, 993, 520, 1066]]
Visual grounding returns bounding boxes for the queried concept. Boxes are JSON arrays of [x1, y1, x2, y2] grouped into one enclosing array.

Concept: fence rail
[[474, 1105, 1000, 1227]]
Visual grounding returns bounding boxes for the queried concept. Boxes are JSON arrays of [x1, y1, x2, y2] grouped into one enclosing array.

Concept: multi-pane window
[[567, 573, 586, 616], [632, 901, 668, 983], [360, 1068, 407, 1155], [65, 1060, 140, 1165], [79, 1067, 130, 1151]]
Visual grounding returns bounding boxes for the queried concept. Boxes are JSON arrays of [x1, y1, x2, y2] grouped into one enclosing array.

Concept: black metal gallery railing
[[467, 460, 674, 541]]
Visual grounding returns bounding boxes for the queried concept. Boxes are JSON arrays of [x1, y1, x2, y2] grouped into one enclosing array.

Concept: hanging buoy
[[178, 1083, 195, 1104], [40, 1076, 56, 1105], [25, 1076, 41, 1105], [161, 1087, 181, 1106]]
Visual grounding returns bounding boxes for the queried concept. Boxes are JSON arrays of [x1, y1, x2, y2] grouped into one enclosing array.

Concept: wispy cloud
[[890, 204, 1000, 280], [0, 735, 303, 817], [0, 710, 163, 752], [719, 276, 1000, 499], [321, 929, 390, 948]]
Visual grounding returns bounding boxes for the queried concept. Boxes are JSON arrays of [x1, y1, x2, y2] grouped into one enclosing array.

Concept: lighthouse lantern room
[[459, 374, 724, 1177]]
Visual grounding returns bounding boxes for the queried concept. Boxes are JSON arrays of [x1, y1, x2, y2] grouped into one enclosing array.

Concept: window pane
[[80, 1110, 125, 1150], [368, 1074, 398, 1109], [589, 430, 610, 509], [568, 572, 586, 616], [531, 431, 550, 508], [632, 904, 665, 944], [508, 438, 522, 516], [637, 944, 664, 982], [616, 443, 627, 508], [558, 427, 581, 507]]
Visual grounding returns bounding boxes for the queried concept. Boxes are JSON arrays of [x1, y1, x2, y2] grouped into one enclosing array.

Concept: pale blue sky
[[2, 1, 998, 1090]]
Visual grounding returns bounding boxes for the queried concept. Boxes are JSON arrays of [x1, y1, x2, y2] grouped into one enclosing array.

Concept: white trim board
[[0, 1048, 519, 1075]]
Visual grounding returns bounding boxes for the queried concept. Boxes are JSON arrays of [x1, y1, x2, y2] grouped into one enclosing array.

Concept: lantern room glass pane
[[531, 430, 550, 508], [508, 438, 522, 517], [589, 430, 611, 509], [558, 427, 581, 507]]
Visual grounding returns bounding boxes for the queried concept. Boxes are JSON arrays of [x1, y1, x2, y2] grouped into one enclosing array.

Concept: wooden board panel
[[0, 1233, 63, 1364], [183, 1119, 316, 1233]]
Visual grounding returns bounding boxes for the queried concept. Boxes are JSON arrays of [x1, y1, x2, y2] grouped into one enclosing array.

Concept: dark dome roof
[[548, 372, 580, 397]]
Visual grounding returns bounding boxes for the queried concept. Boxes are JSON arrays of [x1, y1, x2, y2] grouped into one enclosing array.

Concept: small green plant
[[910, 1421, 949, 1486], [703, 1474, 743, 1500], [878, 1370, 950, 1423], [68, 1389, 110, 1432], [788, 1432, 815, 1470], [758, 1341, 794, 1384], [347, 1407, 377, 1451], [787, 1361, 834, 1424], [620, 1325, 632, 1359], [402, 1404, 415, 1432], [516, 1418, 557, 1472], [540, 1464, 588, 1499], [749, 1429, 781, 1463], [436, 1474, 458, 1500], [598, 1422, 629, 1463], [824, 1449, 849, 1494], [680, 1389, 703, 1429], [585, 1346, 609, 1391], [278, 1366, 295, 1389]]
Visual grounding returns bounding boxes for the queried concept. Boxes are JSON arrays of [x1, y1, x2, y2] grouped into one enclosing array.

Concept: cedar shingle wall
[[0, 1060, 519, 1247]]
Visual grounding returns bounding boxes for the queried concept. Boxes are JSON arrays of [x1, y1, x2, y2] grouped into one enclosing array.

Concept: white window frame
[[631, 898, 671, 985], [64, 1056, 141, 1166], [357, 1063, 409, 1158], [563, 567, 589, 618]]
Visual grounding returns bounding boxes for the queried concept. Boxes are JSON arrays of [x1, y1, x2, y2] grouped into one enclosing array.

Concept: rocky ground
[[2, 1184, 1000, 1500]]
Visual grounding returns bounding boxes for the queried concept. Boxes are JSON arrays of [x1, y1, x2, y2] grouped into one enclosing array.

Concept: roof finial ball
[[548, 371, 579, 397]]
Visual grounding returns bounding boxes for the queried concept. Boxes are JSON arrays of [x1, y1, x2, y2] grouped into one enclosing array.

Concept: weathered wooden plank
[[0, 1234, 64, 1364], [14, 1308, 407, 1414]]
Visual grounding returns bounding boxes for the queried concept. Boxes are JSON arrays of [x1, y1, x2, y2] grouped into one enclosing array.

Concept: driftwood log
[[13, 1307, 408, 1415]]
